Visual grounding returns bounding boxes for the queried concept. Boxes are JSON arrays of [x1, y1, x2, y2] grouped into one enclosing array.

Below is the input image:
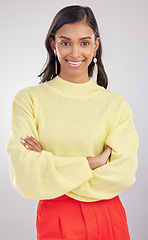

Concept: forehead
[[55, 21, 94, 39]]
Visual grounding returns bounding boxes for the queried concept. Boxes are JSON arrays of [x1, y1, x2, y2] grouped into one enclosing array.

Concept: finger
[[26, 135, 42, 151], [22, 137, 40, 150], [21, 142, 39, 152], [26, 145, 40, 152], [20, 138, 39, 152], [20, 138, 27, 147], [25, 144, 33, 151], [106, 145, 112, 153], [25, 136, 37, 147], [26, 135, 41, 148], [21, 137, 35, 148], [21, 136, 42, 152]]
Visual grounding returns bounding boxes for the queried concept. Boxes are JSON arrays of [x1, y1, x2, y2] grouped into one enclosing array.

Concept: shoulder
[[105, 89, 133, 125], [99, 86, 124, 103], [13, 83, 48, 102], [11, 84, 49, 112], [96, 84, 131, 110], [96, 86, 133, 121], [107, 89, 132, 113]]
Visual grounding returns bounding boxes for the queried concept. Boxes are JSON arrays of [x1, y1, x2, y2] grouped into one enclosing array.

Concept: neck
[[58, 70, 90, 84]]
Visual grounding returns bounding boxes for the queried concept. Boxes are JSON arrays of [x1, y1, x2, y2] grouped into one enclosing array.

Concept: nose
[[71, 44, 80, 59]]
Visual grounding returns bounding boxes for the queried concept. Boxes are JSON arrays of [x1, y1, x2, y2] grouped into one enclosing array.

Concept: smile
[[66, 60, 84, 67]]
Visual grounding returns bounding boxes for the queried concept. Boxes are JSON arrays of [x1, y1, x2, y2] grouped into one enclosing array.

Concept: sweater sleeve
[[6, 88, 93, 200], [68, 99, 139, 200]]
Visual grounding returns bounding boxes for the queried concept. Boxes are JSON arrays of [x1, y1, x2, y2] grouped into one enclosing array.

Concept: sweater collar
[[45, 75, 100, 98]]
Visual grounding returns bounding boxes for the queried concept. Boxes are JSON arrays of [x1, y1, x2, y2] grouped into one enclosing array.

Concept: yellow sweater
[[6, 75, 139, 202]]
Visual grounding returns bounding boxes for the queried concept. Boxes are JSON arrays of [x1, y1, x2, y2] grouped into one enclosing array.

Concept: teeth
[[68, 60, 82, 65]]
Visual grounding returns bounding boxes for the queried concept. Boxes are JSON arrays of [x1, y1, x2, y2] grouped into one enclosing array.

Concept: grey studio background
[[0, 0, 147, 239]]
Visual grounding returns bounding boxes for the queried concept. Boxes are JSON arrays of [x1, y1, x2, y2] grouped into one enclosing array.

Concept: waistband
[[45, 194, 77, 201], [40, 194, 119, 202]]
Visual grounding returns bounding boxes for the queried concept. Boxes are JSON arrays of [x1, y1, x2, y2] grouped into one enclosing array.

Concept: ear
[[49, 37, 56, 52], [94, 37, 100, 51]]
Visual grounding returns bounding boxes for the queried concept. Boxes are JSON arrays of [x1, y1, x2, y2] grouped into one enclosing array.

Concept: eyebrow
[[59, 36, 92, 40]]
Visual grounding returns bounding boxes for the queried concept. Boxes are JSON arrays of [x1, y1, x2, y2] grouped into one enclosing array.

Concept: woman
[[6, 5, 139, 240]]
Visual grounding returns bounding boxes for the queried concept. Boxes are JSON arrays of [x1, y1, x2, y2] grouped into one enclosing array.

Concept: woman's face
[[50, 21, 100, 80]]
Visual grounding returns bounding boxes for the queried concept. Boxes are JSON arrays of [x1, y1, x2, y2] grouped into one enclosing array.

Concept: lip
[[65, 59, 85, 67]]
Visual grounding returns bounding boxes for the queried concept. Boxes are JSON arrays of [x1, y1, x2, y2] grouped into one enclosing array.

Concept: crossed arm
[[7, 88, 138, 200], [21, 135, 112, 170]]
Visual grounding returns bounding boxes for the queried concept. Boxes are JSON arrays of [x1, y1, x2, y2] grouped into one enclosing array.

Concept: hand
[[87, 145, 112, 170], [20, 135, 42, 152], [86, 156, 101, 170]]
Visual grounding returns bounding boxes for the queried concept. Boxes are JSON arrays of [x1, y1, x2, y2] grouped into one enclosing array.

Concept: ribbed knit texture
[[6, 75, 139, 201]]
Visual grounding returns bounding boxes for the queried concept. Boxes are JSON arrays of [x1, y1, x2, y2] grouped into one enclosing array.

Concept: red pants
[[36, 194, 130, 240]]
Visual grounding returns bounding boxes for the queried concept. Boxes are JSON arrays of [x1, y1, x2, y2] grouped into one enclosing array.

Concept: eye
[[81, 41, 89, 46], [61, 42, 70, 46]]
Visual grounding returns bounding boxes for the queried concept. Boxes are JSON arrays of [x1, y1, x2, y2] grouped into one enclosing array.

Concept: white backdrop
[[1, 0, 147, 239]]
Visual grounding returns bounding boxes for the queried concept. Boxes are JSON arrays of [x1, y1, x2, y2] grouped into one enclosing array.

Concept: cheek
[[83, 49, 93, 63], [57, 50, 68, 64], [57, 46, 69, 58], [82, 45, 94, 57]]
